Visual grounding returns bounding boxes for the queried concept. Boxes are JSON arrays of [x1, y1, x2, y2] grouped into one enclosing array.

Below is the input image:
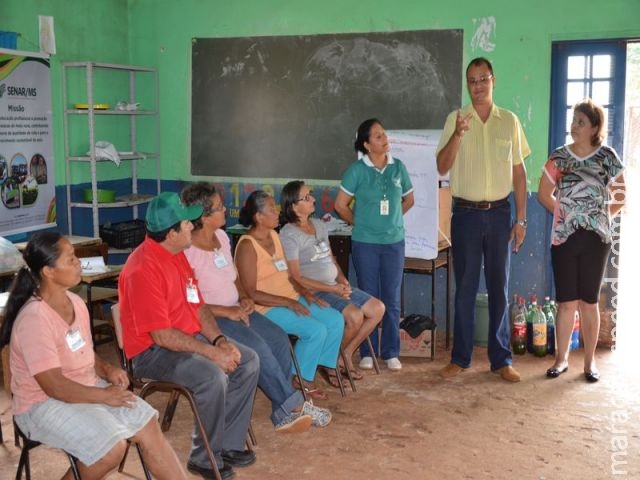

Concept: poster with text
[[0, 48, 55, 236], [388, 130, 440, 260]]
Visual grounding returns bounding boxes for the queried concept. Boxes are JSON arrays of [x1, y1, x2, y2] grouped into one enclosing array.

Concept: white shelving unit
[[62, 62, 160, 249]]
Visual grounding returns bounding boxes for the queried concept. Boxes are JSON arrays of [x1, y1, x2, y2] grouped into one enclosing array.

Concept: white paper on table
[[320, 213, 351, 233], [80, 256, 108, 274]]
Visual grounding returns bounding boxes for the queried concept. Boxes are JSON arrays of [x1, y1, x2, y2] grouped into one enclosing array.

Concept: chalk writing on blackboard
[[191, 30, 462, 180]]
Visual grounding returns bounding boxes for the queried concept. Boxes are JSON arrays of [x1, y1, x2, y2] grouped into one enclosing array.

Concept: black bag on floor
[[400, 314, 436, 338]]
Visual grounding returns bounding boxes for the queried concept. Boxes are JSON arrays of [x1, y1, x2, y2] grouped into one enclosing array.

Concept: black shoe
[[187, 460, 236, 479], [546, 366, 568, 378], [584, 371, 600, 383], [221, 449, 257, 467]]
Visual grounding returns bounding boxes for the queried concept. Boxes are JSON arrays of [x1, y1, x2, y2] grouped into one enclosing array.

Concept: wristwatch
[[516, 219, 527, 228]]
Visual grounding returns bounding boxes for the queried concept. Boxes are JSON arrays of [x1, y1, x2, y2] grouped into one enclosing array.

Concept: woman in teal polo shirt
[[334, 118, 414, 371]]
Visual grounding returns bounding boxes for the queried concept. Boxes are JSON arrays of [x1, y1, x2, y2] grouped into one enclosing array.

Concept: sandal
[[319, 368, 341, 389], [292, 377, 329, 400], [303, 385, 328, 400], [340, 367, 364, 381]]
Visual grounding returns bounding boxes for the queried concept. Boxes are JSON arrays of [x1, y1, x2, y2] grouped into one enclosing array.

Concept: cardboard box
[[438, 187, 452, 245], [399, 328, 434, 358], [597, 308, 616, 349]]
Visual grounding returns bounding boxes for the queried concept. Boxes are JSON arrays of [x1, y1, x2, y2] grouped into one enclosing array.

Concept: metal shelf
[[65, 109, 157, 116], [63, 61, 155, 72], [68, 152, 158, 162], [70, 194, 154, 209], [63, 61, 161, 240]]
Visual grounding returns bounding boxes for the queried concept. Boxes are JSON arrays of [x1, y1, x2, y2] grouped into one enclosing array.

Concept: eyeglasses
[[295, 192, 314, 203], [467, 74, 493, 86], [203, 203, 225, 216]]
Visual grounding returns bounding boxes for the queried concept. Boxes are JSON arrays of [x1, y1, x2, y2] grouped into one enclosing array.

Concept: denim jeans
[[216, 312, 304, 426], [351, 240, 405, 360], [132, 334, 259, 469], [450, 201, 513, 370], [264, 297, 344, 381]]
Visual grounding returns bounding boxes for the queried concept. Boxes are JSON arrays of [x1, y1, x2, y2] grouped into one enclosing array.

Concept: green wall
[[3, 0, 640, 189]]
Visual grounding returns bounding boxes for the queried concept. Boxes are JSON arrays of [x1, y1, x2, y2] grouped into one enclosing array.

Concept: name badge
[[186, 278, 200, 303], [65, 328, 86, 352], [213, 252, 229, 268], [273, 257, 288, 272], [380, 198, 390, 216]]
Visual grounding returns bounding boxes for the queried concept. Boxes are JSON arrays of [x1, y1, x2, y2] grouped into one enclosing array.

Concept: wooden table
[[13, 235, 102, 252], [2, 236, 106, 292], [74, 265, 123, 345], [401, 241, 453, 350]]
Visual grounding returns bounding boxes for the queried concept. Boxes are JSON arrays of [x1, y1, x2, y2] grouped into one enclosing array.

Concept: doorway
[[616, 41, 639, 361]]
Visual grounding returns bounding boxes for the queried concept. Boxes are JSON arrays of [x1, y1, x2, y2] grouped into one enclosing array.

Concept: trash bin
[[474, 293, 489, 346]]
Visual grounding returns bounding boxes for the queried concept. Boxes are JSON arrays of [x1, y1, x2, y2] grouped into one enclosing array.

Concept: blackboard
[[191, 30, 462, 180]]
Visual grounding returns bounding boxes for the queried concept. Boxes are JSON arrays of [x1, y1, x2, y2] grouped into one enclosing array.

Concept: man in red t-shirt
[[119, 192, 259, 480]]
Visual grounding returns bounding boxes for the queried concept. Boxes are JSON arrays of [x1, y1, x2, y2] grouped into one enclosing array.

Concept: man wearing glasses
[[436, 57, 530, 382]]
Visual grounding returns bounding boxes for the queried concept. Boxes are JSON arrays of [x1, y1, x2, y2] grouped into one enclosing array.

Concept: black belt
[[453, 196, 509, 210]]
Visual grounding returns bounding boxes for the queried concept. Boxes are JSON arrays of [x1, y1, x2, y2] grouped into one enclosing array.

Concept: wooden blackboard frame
[[191, 29, 462, 180]]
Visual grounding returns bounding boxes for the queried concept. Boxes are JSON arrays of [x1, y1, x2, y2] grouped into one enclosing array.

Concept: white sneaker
[[385, 357, 402, 371], [359, 356, 374, 370]]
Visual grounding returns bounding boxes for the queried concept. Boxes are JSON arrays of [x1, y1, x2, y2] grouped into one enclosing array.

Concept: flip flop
[[319, 368, 342, 389], [303, 385, 328, 400], [293, 376, 329, 400], [340, 367, 364, 381]]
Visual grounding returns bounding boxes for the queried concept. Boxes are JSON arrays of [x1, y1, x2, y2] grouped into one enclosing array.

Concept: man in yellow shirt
[[436, 57, 530, 382]]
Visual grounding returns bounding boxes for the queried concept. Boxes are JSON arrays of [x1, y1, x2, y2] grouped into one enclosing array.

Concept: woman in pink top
[[0, 231, 186, 479]]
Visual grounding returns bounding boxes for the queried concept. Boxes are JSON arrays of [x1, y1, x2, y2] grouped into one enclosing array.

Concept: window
[[549, 40, 627, 155]]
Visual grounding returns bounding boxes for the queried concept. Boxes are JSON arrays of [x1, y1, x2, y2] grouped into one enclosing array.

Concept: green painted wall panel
[[1, 0, 132, 186], [126, 0, 640, 189], [2, 0, 640, 189]]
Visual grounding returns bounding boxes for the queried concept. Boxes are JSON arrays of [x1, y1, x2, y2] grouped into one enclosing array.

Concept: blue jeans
[[264, 297, 344, 381], [351, 240, 404, 360], [216, 312, 304, 426], [132, 335, 259, 469], [450, 201, 512, 370]]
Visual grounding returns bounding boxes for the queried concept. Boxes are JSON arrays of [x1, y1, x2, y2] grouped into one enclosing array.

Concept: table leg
[[446, 247, 452, 350], [400, 272, 405, 318], [431, 259, 437, 360], [85, 283, 96, 345]]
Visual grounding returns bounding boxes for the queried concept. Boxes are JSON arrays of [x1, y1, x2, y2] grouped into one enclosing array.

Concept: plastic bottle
[[544, 299, 556, 355], [509, 294, 520, 328], [511, 297, 527, 355], [570, 310, 581, 351], [532, 305, 548, 357], [526, 294, 538, 354]]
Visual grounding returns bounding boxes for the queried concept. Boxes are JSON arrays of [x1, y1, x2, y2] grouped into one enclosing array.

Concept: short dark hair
[[181, 182, 219, 231], [466, 57, 494, 77], [146, 221, 183, 242], [354, 118, 383, 155], [280, 180, 305, 224], [238, 190, 272, 228], [574, 98, 606, 146]]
